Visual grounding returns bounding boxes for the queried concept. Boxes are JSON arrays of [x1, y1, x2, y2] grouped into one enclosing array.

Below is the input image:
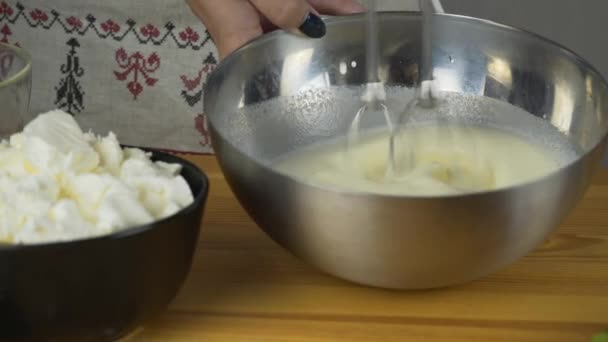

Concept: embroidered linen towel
[[0, 0, 217, 153]]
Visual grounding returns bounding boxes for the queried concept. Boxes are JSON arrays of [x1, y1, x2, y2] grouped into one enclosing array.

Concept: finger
[[307, 0, 367, 15], [249, 0, 326, 38], [186, 0, 264, 59]]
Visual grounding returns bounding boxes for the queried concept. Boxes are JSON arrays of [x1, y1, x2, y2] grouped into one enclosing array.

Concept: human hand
[[186, 0, 365, 59]]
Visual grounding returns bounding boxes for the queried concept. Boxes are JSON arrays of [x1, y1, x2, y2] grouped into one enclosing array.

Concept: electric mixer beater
[[347, 0, 444, 178]]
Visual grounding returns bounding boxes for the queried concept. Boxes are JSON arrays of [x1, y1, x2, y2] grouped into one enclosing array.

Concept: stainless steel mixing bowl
[[204, 12, 608, 289]]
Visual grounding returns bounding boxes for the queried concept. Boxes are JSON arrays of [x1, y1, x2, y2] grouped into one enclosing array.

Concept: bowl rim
[[0, 149, 209, 250], [207, 11, 608, 200], [0, 42, 32, 88]]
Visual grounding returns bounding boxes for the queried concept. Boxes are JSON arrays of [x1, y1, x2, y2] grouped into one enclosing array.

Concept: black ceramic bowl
[[0, 150, 208, 341]]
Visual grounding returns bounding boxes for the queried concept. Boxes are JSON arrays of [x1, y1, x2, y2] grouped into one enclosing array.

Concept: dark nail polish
[[299, 13, 326, 38]]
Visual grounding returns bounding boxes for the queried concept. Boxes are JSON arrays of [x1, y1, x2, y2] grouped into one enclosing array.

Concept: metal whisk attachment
[[346, 0, 399, 177], [347, 0, 445, 179], [347, 81, 396, 176], [389, 0, 445, 176]]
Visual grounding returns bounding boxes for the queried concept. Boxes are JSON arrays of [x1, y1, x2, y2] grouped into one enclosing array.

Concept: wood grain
[[127, 156, 608, 342]]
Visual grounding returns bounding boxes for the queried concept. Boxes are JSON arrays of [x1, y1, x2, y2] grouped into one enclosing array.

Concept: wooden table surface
[[128, 155, 608, 342]]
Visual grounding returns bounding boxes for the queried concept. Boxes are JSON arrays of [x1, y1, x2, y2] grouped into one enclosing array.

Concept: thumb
[[249, 0, 326, 38]]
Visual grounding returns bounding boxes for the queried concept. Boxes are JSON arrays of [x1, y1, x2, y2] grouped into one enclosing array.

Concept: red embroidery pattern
[[0, 23, 10, 43], [29, 8, 48, 23], [0, 2, 213, 50], [179, 53, 217, 147], [180, 53, 216, 105], [0, 3, 53, 31], [100, 19, 120, 34], [179, 27, 199, 43], [194, 114, 211, 147], [180, 64, 210, 94], [114, 48, 160, 100], [0, 23, 18, 45], [140, 23, 160, 40], [0, 1, 13, 16], [65, 16, 82, 29], [0, 3, 15, 45]]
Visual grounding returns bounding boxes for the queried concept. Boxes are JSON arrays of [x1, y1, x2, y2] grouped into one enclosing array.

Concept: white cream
[[276, 124, 563, 196], [0, 110, 194, 244]]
